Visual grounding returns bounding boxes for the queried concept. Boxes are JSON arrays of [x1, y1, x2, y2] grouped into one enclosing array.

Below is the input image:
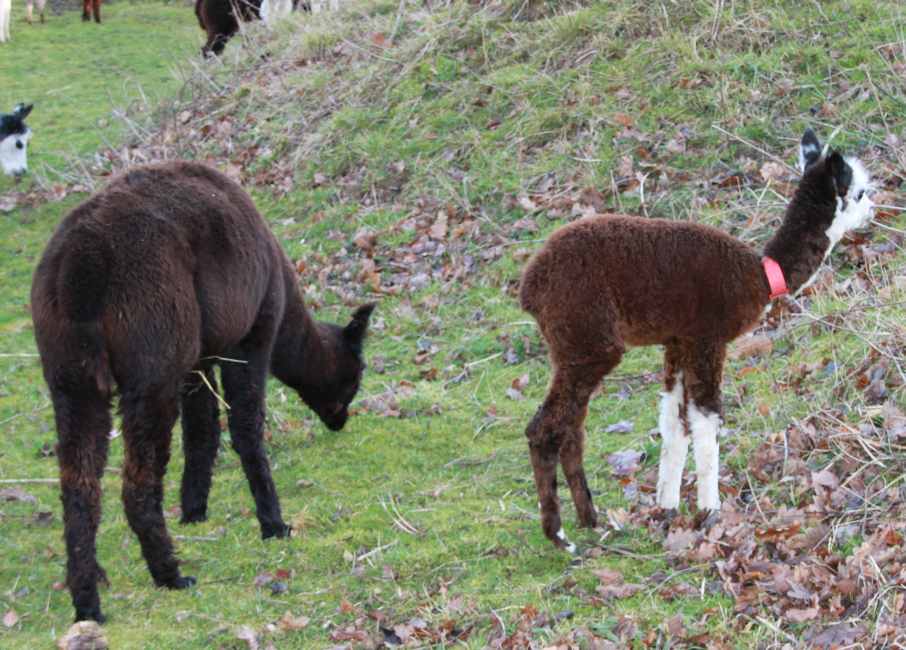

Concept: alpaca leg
[[682, 341, 726, 511], [26, 1, 33, 24], [179, 367, 221, 524], [528, 357, 619, 551], [52, 386, 111, 622], [81, 0, 89, 21], [222, 348, 288, 539], [205, 32, 229, 56], [656, 343, 688, 509], [559, 359, 614, 528], [93, 0, 101, 23], [560, 428, 596, 528], [120, 389, 195, 589], [690, 404, 721, 510]]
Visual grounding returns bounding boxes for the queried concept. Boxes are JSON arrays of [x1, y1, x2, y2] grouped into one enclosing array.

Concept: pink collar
[[762, 256, 788, 300]]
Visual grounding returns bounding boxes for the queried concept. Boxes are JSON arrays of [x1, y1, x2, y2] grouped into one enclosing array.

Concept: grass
[[2, 0, 906, 647], [0, 0, 199, 176]]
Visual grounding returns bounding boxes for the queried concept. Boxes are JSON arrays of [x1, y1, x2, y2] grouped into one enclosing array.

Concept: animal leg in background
[[83, 0, 100, 23], [27, 0, 45, 24], [179, 366, 222, 524]]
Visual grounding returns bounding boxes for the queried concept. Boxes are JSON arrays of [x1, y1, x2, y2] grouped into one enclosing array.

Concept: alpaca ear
[[798, 128, 822, 172], [13, 104, 33, 120], [343, 303, 375, 344], [826, 151, 852, 198]]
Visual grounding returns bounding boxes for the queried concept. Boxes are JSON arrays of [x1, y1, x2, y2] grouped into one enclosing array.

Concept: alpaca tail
[[57, 231, 115, 397]]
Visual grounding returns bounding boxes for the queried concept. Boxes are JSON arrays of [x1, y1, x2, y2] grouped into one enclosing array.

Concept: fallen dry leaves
[[606, 407, 906, 644]]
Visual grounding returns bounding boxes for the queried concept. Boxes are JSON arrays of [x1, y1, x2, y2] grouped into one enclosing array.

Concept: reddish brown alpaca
[[520, 130, 874, 552], [82, 0, 100, 23], [32, 162, 373, 622]]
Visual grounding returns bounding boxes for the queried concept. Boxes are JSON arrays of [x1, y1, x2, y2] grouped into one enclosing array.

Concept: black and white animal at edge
[[1, 104, 33, 178]]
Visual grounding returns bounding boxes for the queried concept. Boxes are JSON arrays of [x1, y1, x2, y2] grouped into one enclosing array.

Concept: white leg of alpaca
[[655, 372, 687, 509], [689, 403, 721, 511]]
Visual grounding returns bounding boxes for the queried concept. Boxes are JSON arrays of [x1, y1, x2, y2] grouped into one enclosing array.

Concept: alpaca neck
[[762, 183, 836, 295], [271, 263, 329, 391]]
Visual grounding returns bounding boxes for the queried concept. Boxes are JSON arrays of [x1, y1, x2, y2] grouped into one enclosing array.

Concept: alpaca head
[[301, 303, 375, 431], [0, 104, 33, 177], [797, 128, 875, 249]]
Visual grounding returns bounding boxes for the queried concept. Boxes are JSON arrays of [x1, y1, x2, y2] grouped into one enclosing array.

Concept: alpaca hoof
[[261, 522, 292, 539], [81, 13, 89, 20], [180, 510, 208, 525], [74, 606, 105, 624], [167, 575, 196, 590], [554, 528, 577, 555]]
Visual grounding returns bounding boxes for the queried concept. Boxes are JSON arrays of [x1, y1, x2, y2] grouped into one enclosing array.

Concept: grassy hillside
[[2, 1, 906, 647]]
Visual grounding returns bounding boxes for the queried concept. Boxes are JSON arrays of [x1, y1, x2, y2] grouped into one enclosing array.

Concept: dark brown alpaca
[[520, 129, 874, 552], [82, 0, 100, 23], [31, 162, 374, 623], [195, 0, 309, 56]]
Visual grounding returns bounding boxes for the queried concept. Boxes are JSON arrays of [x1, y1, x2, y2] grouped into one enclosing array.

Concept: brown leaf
[[278, 611, 310, 631], [729, 334, 772, 360], [353, 228, 377, 253], [3, 610, 18, 628], [235, 625, 259, 649], [593, 568, 624, 585], [613, 113, 634, 128], [760, 161, 788, 183], [0, 487, 36, 504], [606, 450, 643, 477], [518, 196, 539, 212], [807, 623, 867, 647], [0, 194, 17, 213], [596, 583, 642, 600], [785, 607, 818, 623], [665, 614, 685, 637], [253, 572, 274, 588], [811, 469, 839, 490], [664, 528, 697, 554], [429, 212, 448, 240]]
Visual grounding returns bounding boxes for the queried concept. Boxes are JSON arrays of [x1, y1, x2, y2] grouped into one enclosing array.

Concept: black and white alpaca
[[655, 129, 874, 514], [1, 104, 33, 177], [519, 129, 874, 551]]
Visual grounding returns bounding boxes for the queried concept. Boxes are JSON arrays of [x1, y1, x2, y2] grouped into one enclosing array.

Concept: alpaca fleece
[[32, 162, 373, 622], [519, 132, 873, 552]]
